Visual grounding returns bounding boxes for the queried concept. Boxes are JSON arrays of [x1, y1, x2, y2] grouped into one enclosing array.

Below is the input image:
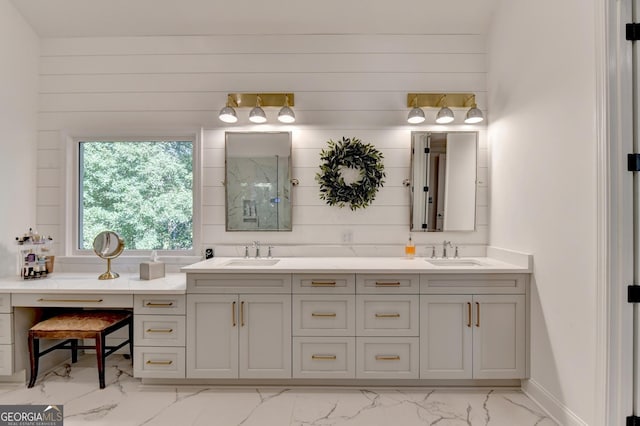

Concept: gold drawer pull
[[38, 298, 103, 303], [375, 355, 401, 361], [146, 328, 173, 333], [145, 302, 174, 307], [232, 301, 237, 327], [312, 312, 337, 318], [375, 313, 400, 318], [375, 282, 401, 287], [146, 360, 173, 365], [311, 281, 337, 287], [312, 354, 337, 360]]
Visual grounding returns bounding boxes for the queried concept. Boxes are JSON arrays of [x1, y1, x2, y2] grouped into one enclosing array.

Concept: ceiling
[[10, 0, 500, 37]]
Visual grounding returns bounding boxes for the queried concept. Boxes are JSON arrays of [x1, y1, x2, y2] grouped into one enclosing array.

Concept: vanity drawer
[[0, 314, 12, 345], [293, 337, 355, 379], [0, 344, 13, 375], [134, 294, 185, 315], [356, 337, 419, 379], [292, 274, 355, 294], [12, 293, 133, 308], [134, 315, 185, 346], [356, 274, 419, 294], [187, 273, 291, 294], [420, 274, 527, 294], [134, 346, 185, 379], [0, 294, 11, 313], [292, 295, 355, 336], [356, 295, 419, 336]]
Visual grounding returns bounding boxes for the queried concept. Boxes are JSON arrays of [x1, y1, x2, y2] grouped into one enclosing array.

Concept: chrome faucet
[[442, 240, 452, 258], [253, 241, 261, 258]]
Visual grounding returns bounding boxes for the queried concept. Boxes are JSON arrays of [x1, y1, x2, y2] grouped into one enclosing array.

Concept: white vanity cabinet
[[420, 274, 527, 380], [186, 274, 291, 379], [133, 294, 186, 379], [0, 294, 13, 376], [355, 275, 420, 379], [292, 274, 356, 379], [182, 267, 529, 383]]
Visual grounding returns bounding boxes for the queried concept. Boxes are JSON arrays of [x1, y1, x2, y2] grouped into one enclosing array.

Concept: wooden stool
[[27, 310, 133, 389]]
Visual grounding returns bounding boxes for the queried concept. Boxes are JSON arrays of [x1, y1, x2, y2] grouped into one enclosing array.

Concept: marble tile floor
[[0, 355, 558, 426]]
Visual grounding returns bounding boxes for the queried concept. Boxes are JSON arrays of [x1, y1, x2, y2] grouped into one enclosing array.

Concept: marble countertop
[[182, 256, 531, 274], [0, 273, 186, 294]]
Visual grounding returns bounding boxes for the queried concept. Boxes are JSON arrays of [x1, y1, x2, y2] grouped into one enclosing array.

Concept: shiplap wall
[[36, 34, 488, 259]]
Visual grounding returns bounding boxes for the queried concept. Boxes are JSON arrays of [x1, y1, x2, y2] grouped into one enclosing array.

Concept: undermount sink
[[223, 259, 280, 267], [426, 258, 485, 267]]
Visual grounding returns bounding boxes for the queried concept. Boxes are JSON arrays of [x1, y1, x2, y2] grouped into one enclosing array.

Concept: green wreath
[[316, 137, 386, 210]]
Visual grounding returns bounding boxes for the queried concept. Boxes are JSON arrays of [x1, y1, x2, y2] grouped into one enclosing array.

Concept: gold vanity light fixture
[[219, 93, 295, 124], [406, 93, 484, 124]]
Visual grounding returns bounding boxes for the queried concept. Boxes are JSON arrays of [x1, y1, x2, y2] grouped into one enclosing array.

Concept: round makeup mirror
[[93, 231, 125, 280]]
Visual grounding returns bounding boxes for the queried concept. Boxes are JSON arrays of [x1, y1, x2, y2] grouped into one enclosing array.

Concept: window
[[77, 139, 194, 253]]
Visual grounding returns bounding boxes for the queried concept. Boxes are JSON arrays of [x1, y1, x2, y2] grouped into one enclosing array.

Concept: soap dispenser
[[405, 236, 415, 259]]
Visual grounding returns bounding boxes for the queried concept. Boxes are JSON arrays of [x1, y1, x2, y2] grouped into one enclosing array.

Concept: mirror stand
[[98, 258, 119, 280]]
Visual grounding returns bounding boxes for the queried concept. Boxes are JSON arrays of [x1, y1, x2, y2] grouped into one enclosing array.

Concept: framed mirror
[[410, 131, 477, 232], [225, 132, 292, 231]]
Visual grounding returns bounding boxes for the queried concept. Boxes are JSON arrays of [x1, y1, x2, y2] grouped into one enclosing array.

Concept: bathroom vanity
[[0, 251, 531, 386], [180, 252, 531, 385]]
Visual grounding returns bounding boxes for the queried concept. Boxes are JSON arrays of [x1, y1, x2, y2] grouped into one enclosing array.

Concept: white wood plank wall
[[35, 34, 488, 258]]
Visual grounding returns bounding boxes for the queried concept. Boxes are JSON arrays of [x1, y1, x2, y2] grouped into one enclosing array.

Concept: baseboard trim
[[522, 379, 588, 426]]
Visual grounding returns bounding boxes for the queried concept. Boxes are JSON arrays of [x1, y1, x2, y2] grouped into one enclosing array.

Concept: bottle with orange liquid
[[405, 236, 415, 259]]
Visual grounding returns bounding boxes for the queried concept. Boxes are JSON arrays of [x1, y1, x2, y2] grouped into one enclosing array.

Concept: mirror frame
[[409, 131, 478, 232], [93, 230, 125, 280], [224, 131, 293, 232]]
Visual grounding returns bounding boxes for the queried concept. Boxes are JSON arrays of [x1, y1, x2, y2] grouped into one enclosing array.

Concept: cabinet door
[[239, 294, 291, 379], [420, 295, 472, 379], [186, 294, 238, 378], [472, 294, 526, 379]]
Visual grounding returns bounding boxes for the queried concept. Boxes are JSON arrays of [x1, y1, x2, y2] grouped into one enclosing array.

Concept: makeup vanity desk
[[0, 273, 186, 380]]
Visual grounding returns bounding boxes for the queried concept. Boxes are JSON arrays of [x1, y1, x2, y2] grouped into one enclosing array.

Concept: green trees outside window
[[79, 140, 193, 251]]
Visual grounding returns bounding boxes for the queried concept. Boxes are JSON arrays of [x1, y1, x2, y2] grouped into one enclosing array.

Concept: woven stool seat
[[28, 310, 133, 389], [30, 311, 131, 337]]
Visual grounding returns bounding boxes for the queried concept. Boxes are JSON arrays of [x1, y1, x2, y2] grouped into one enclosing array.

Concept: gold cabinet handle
[[146, 360, 173, 365], [467, 302, 472, 328], [311, 354, 337, 360], [311, 281, 336, 287], [375, 282, 401, 287], [232, 301, 237, 327], [476, 302, 480, 327], [311, 312, 337, 318], [38, 298, 103, 303], [375, 313, 400, 318], [145, 302, 174, 307], [375, 355, 400, 361], [146, 328, 173, 333], [240, 301, 245, 327]]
